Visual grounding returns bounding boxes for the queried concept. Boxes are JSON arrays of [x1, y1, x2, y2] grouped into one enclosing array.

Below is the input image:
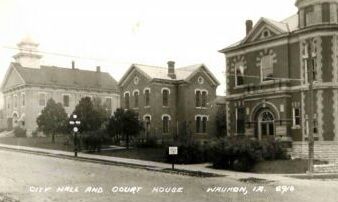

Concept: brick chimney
[[167, 61, 176, 79], [96, 66, 101, 72], [246, 20, 253, 35]]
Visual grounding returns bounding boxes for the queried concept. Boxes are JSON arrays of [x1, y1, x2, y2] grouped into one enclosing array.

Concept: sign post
[[69, 114, 81, 157], [168, 146, 178, 170]]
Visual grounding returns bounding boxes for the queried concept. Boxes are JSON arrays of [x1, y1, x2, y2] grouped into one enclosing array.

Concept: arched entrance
[[257, 110, 275, 140]]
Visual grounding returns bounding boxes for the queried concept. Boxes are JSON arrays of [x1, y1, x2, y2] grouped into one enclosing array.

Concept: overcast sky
[[0, 0, 298, 107]]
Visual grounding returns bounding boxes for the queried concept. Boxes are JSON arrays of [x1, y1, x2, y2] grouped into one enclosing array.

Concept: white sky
[[0, 0, 298, 108]]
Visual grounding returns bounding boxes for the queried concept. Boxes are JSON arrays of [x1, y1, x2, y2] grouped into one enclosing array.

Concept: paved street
[[0, 149, 338, 202]]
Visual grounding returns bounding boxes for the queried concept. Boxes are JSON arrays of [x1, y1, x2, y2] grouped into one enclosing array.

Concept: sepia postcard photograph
[[0, 0, 337, 201]]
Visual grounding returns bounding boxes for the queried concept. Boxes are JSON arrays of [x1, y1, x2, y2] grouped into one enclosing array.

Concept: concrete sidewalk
[[0, 143, 330, 184]]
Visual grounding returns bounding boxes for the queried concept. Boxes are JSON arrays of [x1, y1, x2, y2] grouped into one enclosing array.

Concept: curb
[[0, 146, 224, 178]]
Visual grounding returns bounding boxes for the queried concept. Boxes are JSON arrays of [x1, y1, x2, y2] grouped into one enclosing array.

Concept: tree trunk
[[51, 133, 55, 144], [126, 134, 129, 149]]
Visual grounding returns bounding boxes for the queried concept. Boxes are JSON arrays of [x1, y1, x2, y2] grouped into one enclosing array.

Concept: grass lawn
[[0, 136, 74, 152], [0, 136, 166, 162], [99, 147, 166, 162], [252, 159, 328, 174]]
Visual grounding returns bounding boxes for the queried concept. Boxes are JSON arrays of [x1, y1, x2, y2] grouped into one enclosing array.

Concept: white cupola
[[13, 35, 42, 68]]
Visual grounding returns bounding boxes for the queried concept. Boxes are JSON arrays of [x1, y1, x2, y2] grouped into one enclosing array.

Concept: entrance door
[[258, 110, 275, 140]]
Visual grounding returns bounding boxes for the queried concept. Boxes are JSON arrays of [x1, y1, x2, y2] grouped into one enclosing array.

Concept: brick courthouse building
[[119, 62, 219, 142], [220, 0, 338, 162]]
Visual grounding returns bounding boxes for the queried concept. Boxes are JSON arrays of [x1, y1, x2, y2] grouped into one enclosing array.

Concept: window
[[124, 92, 130, 109], [63, 95, 70, 107], [202, 117, 207, 133], [13, 95, 17, 108], [236, 108, 246, 134], [196, 116, 201, 133], [305, 118, 318, 136], [39, 93, 46, 107], [105, 97, 112, 110], [7, 96, 10, 109], [144, 115, 151, 133], [201, 91, 207, 107], [261, 55, 273, 81], [134, 91, 139, 108], [195, 90, 201, 107], [21, 93, 25, 107], [162, 115, 170, 133], [293, 108, 301, 127], [304, 6, 314, 26], [162, 89, 169, 107], [322, 3, 330, 23], [144, 89, 150, 106], [235, 64, 244, 86], [304, 54, 317, 83]]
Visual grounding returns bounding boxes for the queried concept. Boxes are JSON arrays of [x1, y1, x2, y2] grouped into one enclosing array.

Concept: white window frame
[[260, 55, 274, 82], [161, 87, 171, 94], [13, 94, 18, 109], [21, 93, 25, 107], [143, 114, 152, 121], [38, 92, 47, 107], [292, 107, 301, 128], [62, 94, 71, 108]]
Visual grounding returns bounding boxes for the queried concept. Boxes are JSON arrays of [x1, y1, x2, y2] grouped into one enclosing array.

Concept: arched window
[[162, 114, 171, 133], [195, 90, 201, 107], [196, 116, 201, 133], [124, 92, 130, 109], [133, 90, 139, 108], [144, 89, 150, 106], [201, 91, 207, 107], [162, 89, 169, 107], [202, 117, 208, 133]]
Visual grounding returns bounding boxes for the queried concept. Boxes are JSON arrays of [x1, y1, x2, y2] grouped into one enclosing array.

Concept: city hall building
[[220, 0, 338, 162], [119, 61, 219, 142], [1, 37, 120, 135]]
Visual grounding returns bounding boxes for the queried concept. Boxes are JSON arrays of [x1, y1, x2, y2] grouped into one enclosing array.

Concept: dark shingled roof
[[12, 62, 119, 92]]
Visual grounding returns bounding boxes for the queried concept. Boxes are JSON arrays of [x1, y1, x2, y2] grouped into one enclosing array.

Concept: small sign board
[[169, 146, 178, 155]]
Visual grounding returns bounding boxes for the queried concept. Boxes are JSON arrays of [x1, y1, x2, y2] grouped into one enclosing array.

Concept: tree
[[72, 97, 109, 132], [107, 108, 143, 149], [36, 98, 68, 143], [215, 107, 227, 138]]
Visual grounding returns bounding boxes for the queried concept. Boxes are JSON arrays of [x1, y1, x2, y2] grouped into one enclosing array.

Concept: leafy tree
[[215, 107, 227, 138], [72, 97, 109, 133], [107, 108, 143, 149], [36, 98, 68, 143]]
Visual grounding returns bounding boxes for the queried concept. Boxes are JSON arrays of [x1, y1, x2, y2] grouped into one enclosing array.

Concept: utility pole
[[306, 39, 314, 174]]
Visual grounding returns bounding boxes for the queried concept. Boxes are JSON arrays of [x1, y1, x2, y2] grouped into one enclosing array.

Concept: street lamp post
[[69, 114, 81, 157], [306, 39, 315, 174]]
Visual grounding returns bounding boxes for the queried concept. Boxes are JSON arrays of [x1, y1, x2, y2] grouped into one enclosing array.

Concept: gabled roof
[[220, 14, 299, 52], [1, 62, 119, 93], [119, 63, 220, 87]]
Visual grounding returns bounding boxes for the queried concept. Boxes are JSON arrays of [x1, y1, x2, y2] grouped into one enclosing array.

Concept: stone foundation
[[292, 141, 338, 163]]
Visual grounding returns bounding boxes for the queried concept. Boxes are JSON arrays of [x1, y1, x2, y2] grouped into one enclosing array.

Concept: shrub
[[209, 136, 288, 172], [134, 136, 159, 148], [14, 126, 26, 138], [81, 130, 104, 152], [164, 141, 208, 164]]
